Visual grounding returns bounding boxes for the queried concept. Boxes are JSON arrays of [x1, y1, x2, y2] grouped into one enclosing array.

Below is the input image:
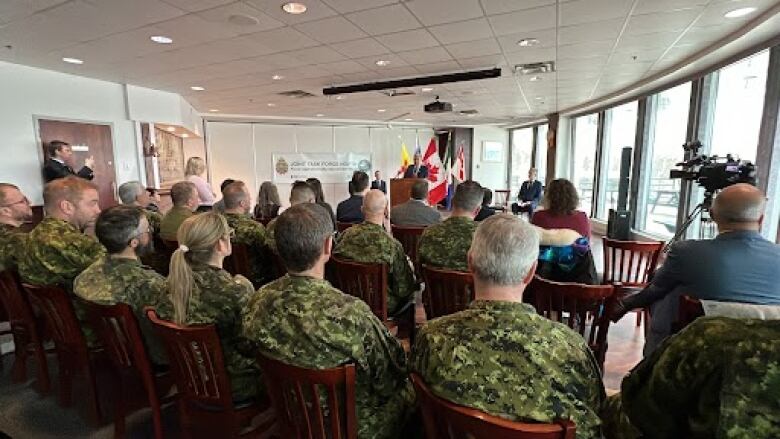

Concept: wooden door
[[38, 119, 118, 209]]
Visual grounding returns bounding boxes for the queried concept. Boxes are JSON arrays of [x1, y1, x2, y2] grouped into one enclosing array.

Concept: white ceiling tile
[[295, 16, 368, 43], [406, 0, 484, 26], [480, 0, 556, 15], [354, 53, 409, 70], [287, 45, 347, 64], [695, 0, 777, 26], [330, 38, 391, 58], [397, 46, 453, 65], [375, 29, 439, 51], [0, 0, 68, 24], [318, 60, 369, 75], [496, 28, 557, 52], [488, 6, 557, 36], [196, 2, 285, 34], [505, 47, 556, 66], [346, 4, 421, 35], [446, 38, 502, 59], [160, 0, 234, 12], [557, 40, 615, 60], [456, 54, 506, 69], [155, 14, 240, 45], [428, 18, 493, 44], [243, 26, 320, 52], [560, 0, 634, 26], [634, 0, 708, 15], [624, 9, 704, 36], [320, 0, 399, 13], [414, 60, 462, 74], [617, 32, 681, 50], [558, 18, 624, 45], [245, 0, 338, 24]]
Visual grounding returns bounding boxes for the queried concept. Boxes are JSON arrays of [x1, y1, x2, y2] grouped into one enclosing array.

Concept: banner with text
[[272, 152, 373, 184]]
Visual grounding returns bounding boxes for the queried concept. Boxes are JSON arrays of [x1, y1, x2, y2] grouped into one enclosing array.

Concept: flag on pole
[[397, 136, 411, 176], [422, 137, 448, 205], [453, 143, 466, 182]]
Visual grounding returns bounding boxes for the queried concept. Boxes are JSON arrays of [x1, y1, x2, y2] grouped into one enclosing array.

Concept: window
[[510, 127, 534, 199], [572, 114, 599, 216], [709, 50, 770, 163], [536, 124, 549, 183], [600, 101, 638, 219], [639, 83, 692, 237]]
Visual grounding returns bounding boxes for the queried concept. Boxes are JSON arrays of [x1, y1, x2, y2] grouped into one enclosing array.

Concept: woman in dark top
[[306, 177, 337, 230], [475, 188, 497, 221], [254, 181, 281, 223], [531, 179, 590, 238]]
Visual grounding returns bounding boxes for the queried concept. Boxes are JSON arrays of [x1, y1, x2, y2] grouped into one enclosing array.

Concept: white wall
[[472, 126, 510, 192]]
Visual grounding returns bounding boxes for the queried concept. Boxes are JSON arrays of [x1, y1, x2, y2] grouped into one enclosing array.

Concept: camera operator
[[611, 183, 780, 356]]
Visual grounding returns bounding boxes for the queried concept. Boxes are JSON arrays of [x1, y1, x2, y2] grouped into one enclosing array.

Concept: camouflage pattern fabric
[[602, 317, 780, 439], [18, 217, 105, 289], [264, 217, 278, 254], [155, 263, 260, 401], [159, 206, 193, 241], [418, 216, 477, 272], [242, 274, 414, 439], [0, 223, 27, 272], [224, 213, 274, 287], [412, 300, 605, 439], [144, 208, 163, 235], [334, 222, 416, 315], [74, 256, 168, 365]]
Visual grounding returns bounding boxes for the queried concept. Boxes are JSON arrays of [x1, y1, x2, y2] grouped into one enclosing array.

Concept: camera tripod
[[664, 191, 718, 252]]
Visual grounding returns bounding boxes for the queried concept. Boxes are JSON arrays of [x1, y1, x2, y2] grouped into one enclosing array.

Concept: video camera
[[669, 141, 756, 194]]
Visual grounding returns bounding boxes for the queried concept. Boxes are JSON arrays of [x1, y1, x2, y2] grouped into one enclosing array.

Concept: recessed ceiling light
[[62, 57, 83, 65], [267, 103, 276, 107], [150, 35, 173, 44], [272, 74, 284, 80], [181, 133, 189, 138], [404, 118, 413, 121], [190, 86, 205, 91], [529, 76, 541, 82], [421, 87, 434, 92], [282, 2, 307, 14], [377, 109, 386, 113], [166, 127, 176, 132], [724, 7, 756, 18], [535, 97, 543, 100], [209, 109, 219, 112], [517, 38, 539, 47], [375, 60, 391, 67], [316, 113, 324, 117], [335, 95, 344, 100]]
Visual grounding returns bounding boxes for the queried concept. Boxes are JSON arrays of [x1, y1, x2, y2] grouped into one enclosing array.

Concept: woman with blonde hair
[[184, 156, 215, 210], [253, 181, 281, 222], [159, 212, 259, 400]]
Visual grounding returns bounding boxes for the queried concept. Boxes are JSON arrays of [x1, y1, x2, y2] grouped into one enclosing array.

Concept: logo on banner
[[275, 157, 289, 175], [358, 159, 371, 172]]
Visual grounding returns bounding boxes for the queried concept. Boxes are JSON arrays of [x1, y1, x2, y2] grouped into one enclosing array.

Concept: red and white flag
[[422, 137, 448, 205], [453, 144, 466, 182]]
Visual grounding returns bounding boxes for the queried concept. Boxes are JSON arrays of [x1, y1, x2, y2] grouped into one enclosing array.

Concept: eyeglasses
[[224, 228, 236, 239], [0, 196, 29, 208]]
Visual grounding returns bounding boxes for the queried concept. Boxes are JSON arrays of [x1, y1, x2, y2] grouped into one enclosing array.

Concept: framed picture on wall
[[482, 141, 503, 162]]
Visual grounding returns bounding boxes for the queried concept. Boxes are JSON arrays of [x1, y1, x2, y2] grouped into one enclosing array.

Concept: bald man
[[614, 183, 780, 355], [334, 189, 416, 316]]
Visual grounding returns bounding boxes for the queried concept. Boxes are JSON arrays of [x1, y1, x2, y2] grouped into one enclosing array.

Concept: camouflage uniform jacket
[[602, 317, 780, 439], [0, 223, 27, 272], [412, 300, 605, 439], [241, 274, 414, 439], [418, 216, 477, 272], [74, 256, 168, 365], [159, 206, 193, 241], [264, 217, 278, 254], [334, 222, 416, 315], [224, 213, 273, 287], [156, 263, 260, 401], [144, 208, 163, 235], [18, 217, 105, 289]]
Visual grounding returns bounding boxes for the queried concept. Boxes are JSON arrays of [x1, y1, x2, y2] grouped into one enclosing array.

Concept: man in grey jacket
[[390, 180, 441, 226]]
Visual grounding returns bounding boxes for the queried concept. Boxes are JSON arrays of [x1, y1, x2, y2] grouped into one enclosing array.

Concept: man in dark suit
[[390, 180, 441, 226], [370, 170, 386, 194], [337, 171, 369, 223], [511, 168, 542, 216], [403, 153, 429, 179], [612, 184, 780, 356], [43, 140, 95, 183]]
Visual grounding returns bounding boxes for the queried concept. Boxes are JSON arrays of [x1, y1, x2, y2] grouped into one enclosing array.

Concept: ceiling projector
[[424, 96, 453, 113]]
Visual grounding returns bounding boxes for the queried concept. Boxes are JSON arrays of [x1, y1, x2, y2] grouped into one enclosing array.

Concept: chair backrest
[[528, 276, 616, 369], [411, 373, 576, 439], [79, 299, 152, 374], [673, 295, 704, 334], [145, 308, 234, 412], [421, 265, 474, 319], [223, 242, 250, 278], [390, 225, 426, 267], [329, 256, 388, 322], [336, 222, 355, 233], [23, 283, 89, 352], [257, 354, 357, 439], [601, 238, 663, 286], [494, 189, 511, 210], [0, 270, 36, 331]]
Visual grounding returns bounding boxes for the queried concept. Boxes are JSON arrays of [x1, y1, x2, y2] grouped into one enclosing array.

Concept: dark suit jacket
[[517, 180, 543, 210], [390, 199, 441, 226], [403, 165, 429, 179], [371, 179, 387, 193], [43, 158, 94, 182], [336, 195, 364, 223]]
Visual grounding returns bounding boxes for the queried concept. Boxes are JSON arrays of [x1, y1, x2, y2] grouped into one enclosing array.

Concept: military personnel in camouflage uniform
[[221, 181, 274, 286], [264, 180, 315, 253], [413, 214, 605, 439], [118, 181, 162, 234], [602, 317, 780, 439], [157, 212, 260, 401], [74, 206, 168, 364], [0, 183, 32, 271], [334, 189, 415, 315], [159, 181, 199, 241], [242, 203, 414, 438], [18, 177, 105, 289], [418, 180, 483, 271]]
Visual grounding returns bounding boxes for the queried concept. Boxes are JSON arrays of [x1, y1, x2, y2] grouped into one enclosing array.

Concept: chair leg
[[635, 310, 642, 327], [58, 352, 73, 407], [178, 400, 192, 439], [85, 358, 103, 426], [114, 375, 126, 439], [32, 340, 51, 394], [11, 337, 28, 383], [149, 397, 165, 439]]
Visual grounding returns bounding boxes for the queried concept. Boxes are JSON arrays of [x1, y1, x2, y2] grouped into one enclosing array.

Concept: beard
[[135, 239, 154, 258]]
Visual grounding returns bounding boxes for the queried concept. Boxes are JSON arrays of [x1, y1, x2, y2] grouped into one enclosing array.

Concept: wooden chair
[[145, 309, 271, 438], [493, 189, 511, 212], [329, 256, 389, 324], [224, 242, 251, 279], [420, 265, 474, 319], [390, 225, 426, 272], [23, 283, 104, 424], [411, 373, 576, 439], [80, 300, 174, 439], [257, 353, 357, 439], [0, 270, 50, 392], [529, 276, 616, 370], [672, 295, 704, 334], [601, 238, 664, 327], [336, 221, 356, 233]]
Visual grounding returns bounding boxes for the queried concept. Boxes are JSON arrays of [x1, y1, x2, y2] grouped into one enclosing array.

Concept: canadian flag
[[453, 144, 466, 182], [422, 137, 448, 205]]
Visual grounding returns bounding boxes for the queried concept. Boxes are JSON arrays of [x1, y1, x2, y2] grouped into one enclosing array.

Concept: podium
[[390, 178, 426, 207]]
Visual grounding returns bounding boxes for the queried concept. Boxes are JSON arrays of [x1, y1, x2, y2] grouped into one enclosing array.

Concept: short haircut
[[43, 176, 97, 213], [220, 178, 236, 193], [351, 171, 369, 193], [453, 180, 484, 211], [482, 188, 493, 206], [290, 180, 315, 205], [171, 181, 196, 207], [275, 203, 333, 273], [118, 181, 143, 205], [46, 140, 69, 158], [411, 180, 428, 200], [95, 205, 144, 254], [0, 183, 20, 205], [470, 214, 539, 285], [222, 181, 248, 210]]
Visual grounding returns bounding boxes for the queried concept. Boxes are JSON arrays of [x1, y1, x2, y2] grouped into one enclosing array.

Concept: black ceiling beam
[[322, 67, 502, 96]]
